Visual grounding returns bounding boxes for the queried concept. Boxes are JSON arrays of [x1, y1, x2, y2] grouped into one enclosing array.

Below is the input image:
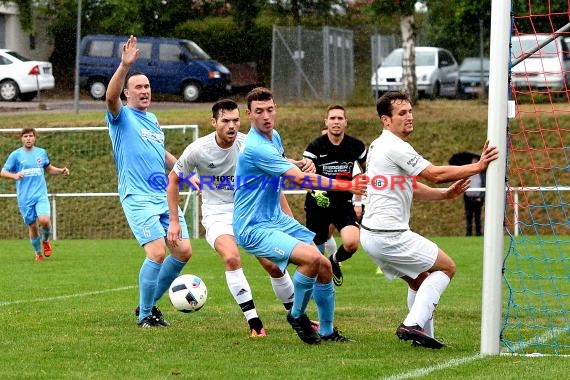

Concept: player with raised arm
[[167, 99, 309, 337], [360, 91, 498, 348], [106, 35, 192, 328], [1, 128, 70, 262]]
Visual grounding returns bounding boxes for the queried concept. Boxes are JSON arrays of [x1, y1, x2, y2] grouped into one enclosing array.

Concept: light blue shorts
[[122, 194, 189, 246], [238, 216, 315, 272], [19, 196, 50, 225]]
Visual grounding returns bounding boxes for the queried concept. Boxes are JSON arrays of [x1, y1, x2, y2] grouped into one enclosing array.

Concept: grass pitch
[[0, 238, 567, 379]]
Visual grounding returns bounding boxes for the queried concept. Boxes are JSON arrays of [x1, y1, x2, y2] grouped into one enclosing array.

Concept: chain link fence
[[271, 25, 354, 104]]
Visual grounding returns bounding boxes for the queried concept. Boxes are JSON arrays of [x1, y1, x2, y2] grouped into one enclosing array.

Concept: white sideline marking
[[384, 354, 482, 380], [0, 286, 136, 307]]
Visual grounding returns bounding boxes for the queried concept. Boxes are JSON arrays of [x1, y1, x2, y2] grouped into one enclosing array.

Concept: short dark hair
[[326, 104, 346, 118], [124, 71, 146, 89], [376, 91, 412, 118], [20, 128, 36, 137], [246, 87, 273, 110], [211, 99, 238, 119]]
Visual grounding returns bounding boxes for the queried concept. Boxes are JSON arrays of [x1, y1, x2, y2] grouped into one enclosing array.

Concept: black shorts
[[305, 201, 359, 245]]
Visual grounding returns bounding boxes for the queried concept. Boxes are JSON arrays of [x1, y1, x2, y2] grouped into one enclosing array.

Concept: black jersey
[[303, 134, 367, 206]]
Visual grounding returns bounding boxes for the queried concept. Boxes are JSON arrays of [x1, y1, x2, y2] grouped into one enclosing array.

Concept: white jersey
[[174, 131, 245, 219], [362, 130, 431, 230]]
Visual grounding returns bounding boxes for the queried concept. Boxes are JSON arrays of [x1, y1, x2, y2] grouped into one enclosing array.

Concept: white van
[[371, 47, 459, 99], [510, 34, 570, 90]]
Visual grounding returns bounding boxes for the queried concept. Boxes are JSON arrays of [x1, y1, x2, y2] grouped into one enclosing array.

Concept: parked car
[[511, 34, 570, 90], [458, 57, 490, 98], [371, 47, 459, 99], [79, 35, 231, 102], [0, 49, 55, 101]]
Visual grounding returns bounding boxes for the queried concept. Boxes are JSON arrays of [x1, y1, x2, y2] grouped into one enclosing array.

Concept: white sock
[[407, 287, 416, 310], [226, 268, 258, 320], [403, 271, 450, 331], [270, 270, 294, 309], [324, 236, 337, 255], [406, 287, 433, 336]]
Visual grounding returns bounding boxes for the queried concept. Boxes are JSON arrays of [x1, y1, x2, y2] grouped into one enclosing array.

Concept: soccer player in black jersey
[[303, 105, 367, 286]]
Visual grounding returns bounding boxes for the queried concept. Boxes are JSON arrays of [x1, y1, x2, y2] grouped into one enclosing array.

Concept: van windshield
[[511, 38, 558, 58], [382, 50, 436, 67], [181, 40, 211, 60]]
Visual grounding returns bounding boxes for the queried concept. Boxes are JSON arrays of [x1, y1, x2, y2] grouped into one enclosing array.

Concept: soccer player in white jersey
[[166, 99, 311, 337], [360, 91, 498, 348]]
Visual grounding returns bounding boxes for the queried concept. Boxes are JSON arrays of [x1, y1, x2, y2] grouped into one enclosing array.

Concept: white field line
[[383, 354, 482, 380], [385, 328, 570, 379], [0, 286, 136, 307]]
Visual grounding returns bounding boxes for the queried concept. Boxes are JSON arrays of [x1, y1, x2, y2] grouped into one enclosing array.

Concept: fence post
[[51, 194, 57, 240]]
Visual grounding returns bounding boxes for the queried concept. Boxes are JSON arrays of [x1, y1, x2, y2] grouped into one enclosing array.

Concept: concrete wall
[[0, 3, 54, 61]]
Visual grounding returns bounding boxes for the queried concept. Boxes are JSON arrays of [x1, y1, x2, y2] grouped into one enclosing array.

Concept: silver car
[[371, 47, 459, 99]]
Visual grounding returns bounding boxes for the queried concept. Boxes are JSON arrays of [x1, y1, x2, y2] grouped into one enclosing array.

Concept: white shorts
[[360, 229, 438, 280], [202, 204, 234, 249]]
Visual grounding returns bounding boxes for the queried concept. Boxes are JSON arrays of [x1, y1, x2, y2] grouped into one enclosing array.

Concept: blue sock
[[153, 255, 186, 304], [290, 270, 316, 318], [138, 258, 161, 320], [31, 236, 41, 254], [40, 227, 51, 242], [313, 281, 335, 336]]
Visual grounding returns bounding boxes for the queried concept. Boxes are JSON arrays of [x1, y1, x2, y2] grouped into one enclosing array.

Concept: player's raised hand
[[121, 35, 139, 67], [444, 178, 470, 199], [478, 140, 499, 171]]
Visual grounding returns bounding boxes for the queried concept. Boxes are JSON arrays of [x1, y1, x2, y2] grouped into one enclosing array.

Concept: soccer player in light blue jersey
[[106, 35, 192, 328], [1, 128, 70, 262], [233, 87, 366, 345]]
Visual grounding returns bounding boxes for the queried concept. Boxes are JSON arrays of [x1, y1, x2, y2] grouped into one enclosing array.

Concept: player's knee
[[317, 255, 333, 283], [171, 243, 192, 262], [445, 262, 457, 279], [343, 241, 359, 253], [223, 254, 242, 270]]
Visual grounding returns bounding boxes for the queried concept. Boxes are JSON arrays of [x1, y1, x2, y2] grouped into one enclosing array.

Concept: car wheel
[[0, 80, 19, 101], [182, 82, 201, 102], [430, 81, 441, 100], [89, 81, 107, 100], [19, 92, 37, 102]]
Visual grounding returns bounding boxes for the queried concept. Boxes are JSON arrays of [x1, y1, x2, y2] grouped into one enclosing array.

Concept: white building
[[0, 2, 54, 60]]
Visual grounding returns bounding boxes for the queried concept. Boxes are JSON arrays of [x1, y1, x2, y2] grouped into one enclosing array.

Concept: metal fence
[[271, 25, 354, 103]]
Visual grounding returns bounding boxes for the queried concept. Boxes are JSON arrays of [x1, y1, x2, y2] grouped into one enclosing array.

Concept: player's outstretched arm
[[420, 141, 499, 184], [282, 166, 366, 195], [45, 164, 70, 176], [413, 178, 470, 201]]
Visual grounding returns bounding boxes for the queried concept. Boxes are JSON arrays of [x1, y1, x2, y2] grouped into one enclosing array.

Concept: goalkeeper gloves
[[311, 190, 330, 208]]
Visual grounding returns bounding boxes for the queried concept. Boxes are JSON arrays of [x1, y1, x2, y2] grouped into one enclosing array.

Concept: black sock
[[248, 317, 263, 331], [331, 245, 355, 263]]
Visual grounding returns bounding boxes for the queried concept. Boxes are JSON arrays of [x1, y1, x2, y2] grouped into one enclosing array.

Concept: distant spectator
[[464, 157, 486, 236]]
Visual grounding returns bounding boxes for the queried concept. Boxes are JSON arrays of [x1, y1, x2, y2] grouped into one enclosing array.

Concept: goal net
[[0, 126, 199, 240], [502, 3, 570, 355]]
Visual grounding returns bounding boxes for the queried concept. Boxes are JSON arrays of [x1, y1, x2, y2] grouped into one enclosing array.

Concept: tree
[[371, 0, 418, 103]]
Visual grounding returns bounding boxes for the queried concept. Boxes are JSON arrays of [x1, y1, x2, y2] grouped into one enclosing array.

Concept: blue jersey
[[2, 147, 49, 205], [106, 106, 167, 201], [233, 127, 295, 242]]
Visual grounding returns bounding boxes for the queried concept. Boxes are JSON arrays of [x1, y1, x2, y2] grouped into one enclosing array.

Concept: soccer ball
[[168, 274, 208, 313]]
